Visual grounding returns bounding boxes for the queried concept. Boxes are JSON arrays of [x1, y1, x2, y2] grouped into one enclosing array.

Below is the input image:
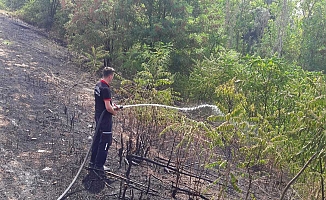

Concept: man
[[90, 67, 120, 171]]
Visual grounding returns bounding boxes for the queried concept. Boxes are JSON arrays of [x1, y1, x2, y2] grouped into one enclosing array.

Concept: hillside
[[0, 12, 99, 199], [0, 12, 297, 200]]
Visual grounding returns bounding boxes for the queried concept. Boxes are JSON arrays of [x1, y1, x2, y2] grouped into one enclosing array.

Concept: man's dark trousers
[[90, 115, 113, 169]]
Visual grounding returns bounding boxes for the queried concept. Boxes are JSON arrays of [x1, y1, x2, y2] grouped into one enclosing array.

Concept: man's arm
[[104, 100, 117, 115]]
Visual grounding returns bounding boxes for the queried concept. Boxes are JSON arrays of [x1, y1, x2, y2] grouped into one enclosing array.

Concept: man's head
[[102, 67, 115, 83]]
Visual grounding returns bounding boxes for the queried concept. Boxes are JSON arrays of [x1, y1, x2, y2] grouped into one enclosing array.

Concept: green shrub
[[17, 0, 46, 26], [4, 0, 27, 10], [0, 0, 6, 10]]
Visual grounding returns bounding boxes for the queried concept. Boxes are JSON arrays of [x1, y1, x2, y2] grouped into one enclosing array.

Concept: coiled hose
[[57, 109, 107, 200]]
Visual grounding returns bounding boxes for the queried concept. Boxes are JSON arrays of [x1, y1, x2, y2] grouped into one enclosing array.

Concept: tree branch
[[280, 151, 319, 200]]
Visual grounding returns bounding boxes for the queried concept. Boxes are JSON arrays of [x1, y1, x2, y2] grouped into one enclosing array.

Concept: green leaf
[[230, 173, 241, 192]]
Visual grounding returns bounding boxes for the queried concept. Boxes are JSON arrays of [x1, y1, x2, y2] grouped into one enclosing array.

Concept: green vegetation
[[0, 0, 5, 10], [4, 0, 326, 198], [2, 40, 12, 45]]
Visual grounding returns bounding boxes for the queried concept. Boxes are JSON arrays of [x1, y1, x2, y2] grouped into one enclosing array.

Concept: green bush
[[50, 8, 69, 39], [17, 0, 60, 30], [187, 49, 241, 103], [4, 0, 27, 10], [0, 0, 6, 10], [17, 0, 46, 26]]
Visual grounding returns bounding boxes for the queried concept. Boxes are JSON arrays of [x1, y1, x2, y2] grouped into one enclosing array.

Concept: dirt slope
[[0, 13, 99, 199]]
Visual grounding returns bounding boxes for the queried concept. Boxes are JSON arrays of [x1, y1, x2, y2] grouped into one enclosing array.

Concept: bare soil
[[0, 12, 101, 199]]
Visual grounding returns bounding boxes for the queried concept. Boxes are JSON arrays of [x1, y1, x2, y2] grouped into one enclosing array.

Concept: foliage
[[120, 42, 177, 105], [207, 55, 326, 198], [181, 52, 326, 197], [17, 0, 60, 29], [117, 47, 326, 198], [169, 0, 225, 74], [64, 0, 136, 66], [299, 0, 326, 72], [3, 0, 27, 10], [9, 0, 326, 197], [84, 45, 109, 72], [10, 0, 326, 73], [117, 43, 150, 79], [117, 42, 180, 137], [50, 6, 70, 39], [16, 0, 45, 26], [0, 0, 6, 10], [64, 0, 105, 53], [63, 0, 228, 77], [187, 49, 241, 103]]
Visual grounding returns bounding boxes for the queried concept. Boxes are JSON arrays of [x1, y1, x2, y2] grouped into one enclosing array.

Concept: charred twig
[[171, 184, 210, 200], [155, 156, 220, 180], [280, 151, 319, 200], [118, 133, 124, 168], [146, 174, 151, 195], [168, 133, 178, 167], [85, 166, 160, 194], [121, 183, 128, 199], [129, 154, 229, 187], [125, 155, 132, 179], [91, 170, 114, 189]]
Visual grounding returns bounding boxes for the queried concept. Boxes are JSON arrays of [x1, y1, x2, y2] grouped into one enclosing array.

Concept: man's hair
[[103, 67, 115, 77]]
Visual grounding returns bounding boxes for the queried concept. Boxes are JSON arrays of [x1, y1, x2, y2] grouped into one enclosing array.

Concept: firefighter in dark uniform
[[90, 67, 120, 171]]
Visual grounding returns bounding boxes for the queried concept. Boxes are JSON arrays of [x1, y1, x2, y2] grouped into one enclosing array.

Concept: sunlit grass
[[3, 40, 12, 45]]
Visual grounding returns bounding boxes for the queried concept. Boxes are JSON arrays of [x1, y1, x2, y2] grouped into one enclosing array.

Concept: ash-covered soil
[[0, 12, 105, 199]]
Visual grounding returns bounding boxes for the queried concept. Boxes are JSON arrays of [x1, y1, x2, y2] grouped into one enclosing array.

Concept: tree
[[0, 0, 6, 9], [299, 0, 326, 71], [17, 0, 60, 30], [65, 0, 137, 66], [118, 42, 177, 106], [187, 49, 240, 103], [4, 0, 27, 10]]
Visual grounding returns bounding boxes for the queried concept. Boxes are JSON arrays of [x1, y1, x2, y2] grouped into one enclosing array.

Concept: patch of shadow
[[82, 171, 106, 194], [11, 21, 49, 41], [12, 22, 31, 30]]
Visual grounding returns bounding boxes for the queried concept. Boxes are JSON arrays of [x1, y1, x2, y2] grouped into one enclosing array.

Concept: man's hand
[[113, 104, 123, 111]]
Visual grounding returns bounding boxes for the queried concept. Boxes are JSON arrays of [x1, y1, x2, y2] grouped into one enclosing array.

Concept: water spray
[[58, 103, 223, 199], [117, 103, 224, 116]]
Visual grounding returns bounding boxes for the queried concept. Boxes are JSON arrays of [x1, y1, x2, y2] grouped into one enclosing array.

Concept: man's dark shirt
[[94, 79, 112, 127]]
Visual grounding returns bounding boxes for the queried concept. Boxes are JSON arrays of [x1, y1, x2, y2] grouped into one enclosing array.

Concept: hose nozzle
[[114, 105, 123, 110]]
